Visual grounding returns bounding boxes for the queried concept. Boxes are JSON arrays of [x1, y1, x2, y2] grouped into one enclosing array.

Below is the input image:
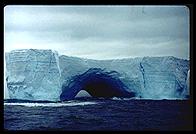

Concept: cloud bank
[[4, 5, 189, 60]]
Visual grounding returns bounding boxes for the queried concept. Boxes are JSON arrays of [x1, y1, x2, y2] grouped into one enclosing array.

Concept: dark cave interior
[[60, 68, 135, 101]]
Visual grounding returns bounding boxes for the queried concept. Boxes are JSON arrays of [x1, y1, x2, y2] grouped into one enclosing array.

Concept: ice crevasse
[[5, 49, 190, 101]]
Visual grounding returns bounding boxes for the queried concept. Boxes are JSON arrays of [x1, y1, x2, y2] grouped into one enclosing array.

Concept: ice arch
[[60, 68, 135, 101]]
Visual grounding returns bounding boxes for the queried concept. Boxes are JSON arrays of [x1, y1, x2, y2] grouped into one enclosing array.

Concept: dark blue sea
[[4, 98, 193, 131]]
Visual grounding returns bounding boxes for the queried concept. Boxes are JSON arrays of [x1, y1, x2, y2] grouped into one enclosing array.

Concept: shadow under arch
[[60, 68, 135, 101]]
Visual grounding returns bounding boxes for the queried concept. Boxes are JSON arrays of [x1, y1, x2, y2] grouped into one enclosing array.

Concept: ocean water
[[4, 98, 193, 131]]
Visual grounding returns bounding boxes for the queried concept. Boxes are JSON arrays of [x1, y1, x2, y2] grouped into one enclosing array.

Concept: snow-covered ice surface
[[5, 49, 189, 101]]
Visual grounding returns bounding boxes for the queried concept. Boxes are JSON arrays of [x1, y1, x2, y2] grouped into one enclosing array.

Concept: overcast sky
[[4, 5, 189, 60]]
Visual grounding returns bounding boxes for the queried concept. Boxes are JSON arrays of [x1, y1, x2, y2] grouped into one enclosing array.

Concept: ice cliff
[[5, 49, 190, 101], [5, 49, 61, 101]]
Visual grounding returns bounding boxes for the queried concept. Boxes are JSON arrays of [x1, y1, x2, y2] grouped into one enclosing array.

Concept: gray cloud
[[4, 5, 189, 60]]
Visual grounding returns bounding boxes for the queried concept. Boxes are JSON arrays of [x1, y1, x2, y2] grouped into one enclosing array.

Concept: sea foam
[[4, 101, 97, 107]]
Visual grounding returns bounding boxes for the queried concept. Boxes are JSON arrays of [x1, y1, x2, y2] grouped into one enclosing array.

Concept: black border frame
[[1, 0, 194, 133]]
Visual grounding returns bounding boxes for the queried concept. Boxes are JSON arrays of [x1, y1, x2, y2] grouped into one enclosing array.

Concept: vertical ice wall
[[139, 57, 177, 99], [5, 49, 190, 101], [4, 52, 9, 99], [182, 69, 190, 98], [6, 49, 61, 101]]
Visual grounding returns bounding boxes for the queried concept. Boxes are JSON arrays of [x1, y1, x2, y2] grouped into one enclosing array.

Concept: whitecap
[[111, 97, 141, 100], [4, 101, 97, 107]]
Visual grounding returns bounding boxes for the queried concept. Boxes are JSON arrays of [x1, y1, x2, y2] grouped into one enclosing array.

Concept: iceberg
[[5, 49, 190, 101], [75, 90, 92, 98], [5, 49, 61, 101]]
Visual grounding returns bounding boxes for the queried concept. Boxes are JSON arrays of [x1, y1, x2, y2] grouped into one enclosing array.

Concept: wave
[[4, 99, 57, 103], [111, 97, 141, 101], [110, 97, 187, 101], [4, 101, 97, 107]]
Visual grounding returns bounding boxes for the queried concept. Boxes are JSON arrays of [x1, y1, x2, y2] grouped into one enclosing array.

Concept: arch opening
[[60, 68, 135, 101]]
